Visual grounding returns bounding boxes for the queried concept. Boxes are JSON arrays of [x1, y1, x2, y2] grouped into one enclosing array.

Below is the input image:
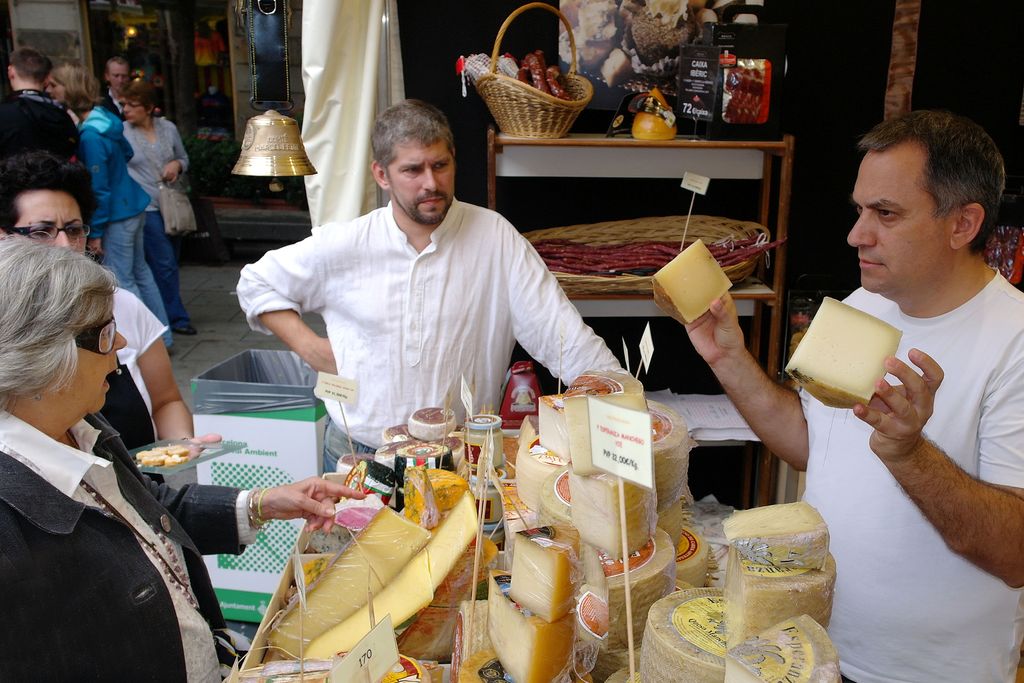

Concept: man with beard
[[238, 100, 619, 472]]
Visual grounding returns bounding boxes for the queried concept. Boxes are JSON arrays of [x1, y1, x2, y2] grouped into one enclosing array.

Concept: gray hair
[[0, 239, 116, 410], [858, 110, 1005, 252], [371, 99, 454, 168]]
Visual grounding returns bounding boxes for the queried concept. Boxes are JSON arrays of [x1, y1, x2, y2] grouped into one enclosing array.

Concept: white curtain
[[301, 0, 395, 226]]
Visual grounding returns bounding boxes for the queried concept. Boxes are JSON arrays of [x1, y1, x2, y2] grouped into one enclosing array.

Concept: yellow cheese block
[[268, 507, 431, 656], [569, 469, 657, 559], [509, 527, 578, 622], [306, 493, 479, 657], [487, 571, 575, 683], [784, 296, 903, 408], [653, 239, 733, 324], [723, 501, 829, 569], [538, 394, 570, 461], [515, 417, 567, 512], [640, 588, 726, 683], [725, 614, 841, 683], [724, 548, 837, 648], [563, 370, 647, 476]]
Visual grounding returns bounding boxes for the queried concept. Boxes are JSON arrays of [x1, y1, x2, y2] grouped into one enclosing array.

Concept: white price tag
[[330, 614, 399, 683], [621, 337, 631, 376], [639, 322, 654, 374], [461, 374, 474, 419], [680, 171, 711, 195], [315, 372, 358, 405], [588, 396, 654, 489]]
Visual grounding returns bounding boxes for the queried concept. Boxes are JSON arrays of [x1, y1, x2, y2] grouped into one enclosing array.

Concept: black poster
[[677, 44, 719, 123]]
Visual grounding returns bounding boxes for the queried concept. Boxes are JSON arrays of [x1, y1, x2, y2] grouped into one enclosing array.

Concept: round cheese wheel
[[605, 668, 641, 683], [456, 648, 500, 682], [648, 400, 694, 509], [640, 588, 726, 683], [676, 526, 711, 588], [656, 498, 686, 548], [408, 407, 456, 441], [538, 467, 572, 526], [382, 423, 411, 443]]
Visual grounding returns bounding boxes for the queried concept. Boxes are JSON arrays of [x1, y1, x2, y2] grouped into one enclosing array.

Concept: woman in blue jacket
[[48, 63, 171, 347]]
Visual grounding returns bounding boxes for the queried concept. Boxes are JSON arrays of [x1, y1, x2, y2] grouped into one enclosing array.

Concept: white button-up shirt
[[237, 199, 620, 447]]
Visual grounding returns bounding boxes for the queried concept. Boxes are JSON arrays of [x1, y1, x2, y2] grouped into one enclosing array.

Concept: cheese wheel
[[656, 497, 685, 548], [409, 407, 457, 441], [539, 467, 573, 526], [382, 423, 412, 443], [569, 470, 656, 559], [579, 528, 676, 650], [724, 614, 841, 683], [456, 648, 501, 682], [563, 370, 647, 475], [487, 571, 575, 683], [538, 394, 570, 461], [676, 526, 711, 588], [648, 400, 695, 509], [640, 588, 726, 683], [515, 417, 568, 512], [724, 548, 837, 648], [606, 669, 641, 683], [784, 296, 903, 408], [723, 501, 829, 570], [451, 601, 490, 683], [653, 239, 734, 324]]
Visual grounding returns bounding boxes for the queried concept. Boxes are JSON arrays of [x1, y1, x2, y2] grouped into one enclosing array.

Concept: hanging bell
[[232, 109, 317, 176]]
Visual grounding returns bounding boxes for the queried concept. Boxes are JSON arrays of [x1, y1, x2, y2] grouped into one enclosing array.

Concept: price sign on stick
[[622, 337, 632, 376], [639, 322, 655, 376], [461, 374, 474, 420], [588, 396, 654, 489], [331, 614, 399, 683], [679, 171, 711, 249], [315, 372, 359, 405]]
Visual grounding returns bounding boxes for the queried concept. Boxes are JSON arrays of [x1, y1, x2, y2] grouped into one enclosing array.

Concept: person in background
[[0, 151, 192, 448], [122, 79, 196, 336], [100, 55, 129, 119], [679, 110, 1024, 682], [0, 239, 364, 679], [47, 62, 172, 348], [238, 99, 621, 472], [0, 47, 79, 159]]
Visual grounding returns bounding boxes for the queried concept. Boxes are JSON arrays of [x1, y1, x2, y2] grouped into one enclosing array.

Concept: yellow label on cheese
[[739, 560, 811, 577], [670, 596, 727, 657]]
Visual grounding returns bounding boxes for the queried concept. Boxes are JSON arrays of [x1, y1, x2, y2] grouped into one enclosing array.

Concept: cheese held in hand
[[653, 239, 733, 324], [785, 297, 902, 408]]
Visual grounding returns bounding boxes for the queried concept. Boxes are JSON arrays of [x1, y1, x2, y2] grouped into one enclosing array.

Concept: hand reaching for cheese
[[683, 294, 748, 370], [854, 348, 943, 465], [260, 477, 366, 532]]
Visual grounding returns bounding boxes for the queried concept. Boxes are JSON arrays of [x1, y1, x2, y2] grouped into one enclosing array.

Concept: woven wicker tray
[[524, 215, 771, 296]]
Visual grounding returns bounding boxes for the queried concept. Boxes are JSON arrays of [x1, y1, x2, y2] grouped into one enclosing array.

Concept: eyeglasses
[[5, 223, 91, 241], [75, 318, 117, 355]]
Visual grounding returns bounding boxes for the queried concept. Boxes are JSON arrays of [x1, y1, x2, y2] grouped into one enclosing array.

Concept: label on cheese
[[595, 537, 656, 578], [555, 470, 572, 505], [670, 596, 727, 657], [641, 588, 726, 683], [739, 561, 811, 577], [675, 527, 710, 588], [725, 614, 841, 683], [577, 589, 610, 639]]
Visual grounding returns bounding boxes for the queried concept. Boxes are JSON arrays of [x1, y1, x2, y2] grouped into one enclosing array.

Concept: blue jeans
[[143, 211, 191, 329], [323, 417, 376, 473], [103, 212, 172, 347]]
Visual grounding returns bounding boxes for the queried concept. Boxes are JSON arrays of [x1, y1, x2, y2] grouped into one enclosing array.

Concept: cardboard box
[[193, 349, 327, 622]]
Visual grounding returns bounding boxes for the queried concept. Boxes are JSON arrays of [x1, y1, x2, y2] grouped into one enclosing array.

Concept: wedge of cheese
[[784, 296, 902, 408], [570, 469, 657, 558], [515, 417, 567, 512], [724, 548, 837, 648], [538, 394, 570, 461], [653, 239, 733, 324], [487, 571, 575, 683], [723, 501, 829, 569], [451, 600, 490, 680], [725, 614, 841, 683], [306, 493, 478, 657], [268, 507, 430, 656], [509, 527, 579, 622], [563, 370, 647, 475]]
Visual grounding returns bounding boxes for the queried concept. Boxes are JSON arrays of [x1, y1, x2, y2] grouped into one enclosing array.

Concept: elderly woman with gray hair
[[0, 239, 363, 679]]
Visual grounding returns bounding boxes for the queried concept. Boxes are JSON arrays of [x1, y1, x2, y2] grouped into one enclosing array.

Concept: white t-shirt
[[113, 288, 167, 429], [237, 199, 620, 447], [802, 274, 1024, 683]]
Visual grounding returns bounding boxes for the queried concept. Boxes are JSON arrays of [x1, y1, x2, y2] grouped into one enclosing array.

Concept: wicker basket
[[524, 215, 771, 296], [475, 2, 593, 139]]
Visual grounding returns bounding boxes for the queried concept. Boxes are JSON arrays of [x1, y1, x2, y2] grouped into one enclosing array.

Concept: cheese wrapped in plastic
[[268, 507, 431, 656], [404, 467, 440, 529], [640, 588, 726, 683], [515, 416, 568, 512], [725, 614, 841, 683], [570, 469, 656, 559], [676, 526, 711, 588], [538, 394, 570, 461], [563, 370, 647, 476], [648, 399, 695, 509], [539, 467, 573, 527], [656, 498, 686, 548], [509, 525, 581, 622], [724, 547, 837, 648], [580, 528, 677, 650], [723, 501, 829, 570], [409, 406, 456, 441], [451, 600, 490, 681]]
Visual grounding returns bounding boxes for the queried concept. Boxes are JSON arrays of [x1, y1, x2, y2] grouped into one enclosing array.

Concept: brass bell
[[232, 109, 316, 176]]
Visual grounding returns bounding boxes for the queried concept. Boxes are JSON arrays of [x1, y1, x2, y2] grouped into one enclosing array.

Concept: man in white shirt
[[238, 99, 619, 471], [682, 110, 1024, 682]]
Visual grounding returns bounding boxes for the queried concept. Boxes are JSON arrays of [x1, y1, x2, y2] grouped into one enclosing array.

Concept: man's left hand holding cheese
[[237, 100, 619, 471]]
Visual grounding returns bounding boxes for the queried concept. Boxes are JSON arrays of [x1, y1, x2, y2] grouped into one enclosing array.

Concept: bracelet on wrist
[[247, 487, 267, 529]]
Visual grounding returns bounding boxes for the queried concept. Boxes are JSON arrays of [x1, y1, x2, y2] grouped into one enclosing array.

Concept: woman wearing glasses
[[0, 240, 363, 680], [0, 151, 187, 448], [46, 62, 172, 348]]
